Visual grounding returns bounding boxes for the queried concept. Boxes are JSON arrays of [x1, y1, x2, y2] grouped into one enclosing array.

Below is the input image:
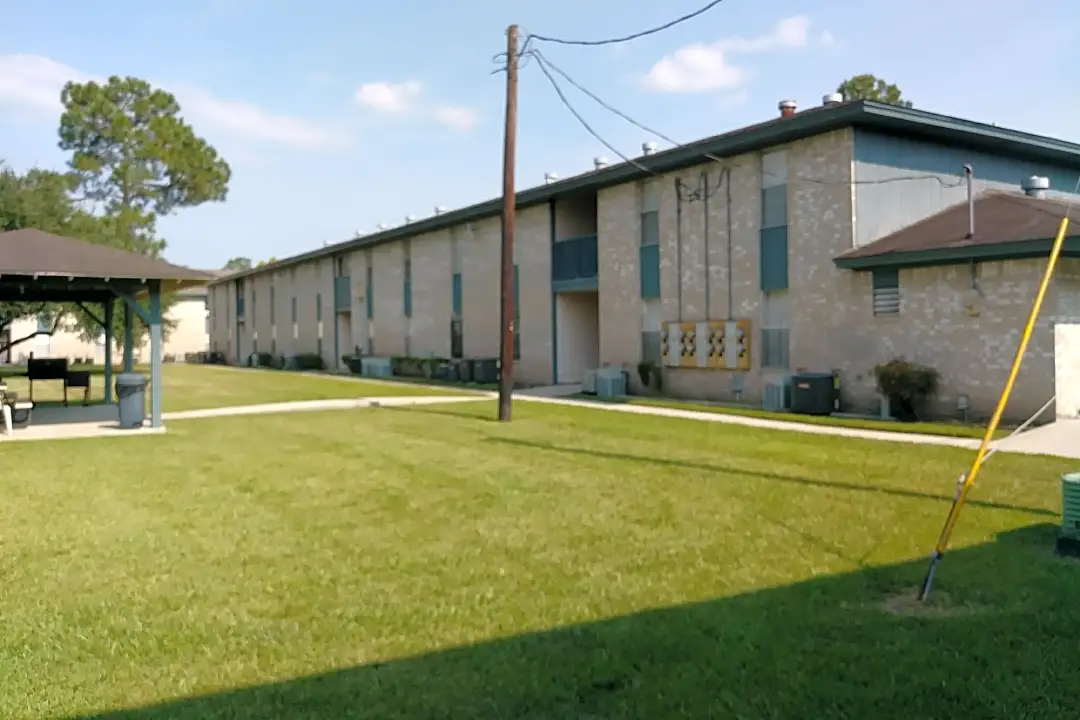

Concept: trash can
[[115, 373, 148, 429]]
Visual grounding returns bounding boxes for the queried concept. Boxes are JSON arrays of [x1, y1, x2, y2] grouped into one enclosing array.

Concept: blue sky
[[1, 0, 1078, 269]]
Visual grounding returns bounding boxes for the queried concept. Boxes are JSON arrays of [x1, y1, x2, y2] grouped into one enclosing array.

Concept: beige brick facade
[[207, 125, 1067, 421]]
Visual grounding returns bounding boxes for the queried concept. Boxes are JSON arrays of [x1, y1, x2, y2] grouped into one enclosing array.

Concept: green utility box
[[1062, 473, 1080, 540]]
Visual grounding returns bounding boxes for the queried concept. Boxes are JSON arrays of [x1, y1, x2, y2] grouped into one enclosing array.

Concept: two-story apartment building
[[208, 97, 1080, 422]]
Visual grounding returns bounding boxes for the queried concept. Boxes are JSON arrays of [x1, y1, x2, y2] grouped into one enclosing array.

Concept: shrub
[[636, 361, 662, 392], [256, 352, 275, 368], [874, 357, 940, 421], [292, 353, 326, 371]]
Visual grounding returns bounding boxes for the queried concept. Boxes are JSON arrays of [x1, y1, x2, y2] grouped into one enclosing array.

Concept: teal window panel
[[365, 265, 374, 319], [640, 210, 660, 246], [404, 279, 412, 317], [639, 244, 660, 299], [452, 272, 463, 316], [269, 287, 275, 323], [761, 185, 788, 229], [291, 297, 297, 323], [760, 225, 789, 291], [316, 293, 322, 322]]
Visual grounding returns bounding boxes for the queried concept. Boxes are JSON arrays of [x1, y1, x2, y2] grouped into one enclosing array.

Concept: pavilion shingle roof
[[0, 228, 211, 281], [835, 191, 1076, 262]]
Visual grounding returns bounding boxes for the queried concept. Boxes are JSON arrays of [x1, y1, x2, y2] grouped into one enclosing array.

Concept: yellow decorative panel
[[677, 322, 699, 368], [704, 320, 752, 370]]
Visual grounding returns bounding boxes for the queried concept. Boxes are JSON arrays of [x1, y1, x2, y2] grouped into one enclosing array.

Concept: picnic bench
[[26, 357, 91, 407], [0, 383, 34, 435]]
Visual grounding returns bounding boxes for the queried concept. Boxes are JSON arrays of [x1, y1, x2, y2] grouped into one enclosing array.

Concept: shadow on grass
[[487, 437, 1057, 519], [77, 524, 1077, 719]]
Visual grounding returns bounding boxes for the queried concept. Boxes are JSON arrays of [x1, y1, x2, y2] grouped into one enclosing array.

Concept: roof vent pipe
[[544, 171, 559, 184], [822, 92, 843, 106], [1022, 175, 1050, 199], [779, 99, 797, 118], [642, 141, 658, 156], [593, 156, 609, 170], [964, 165, 975, 239], [434, 206, 448, 216], [405, 215, 417, 223], [375, 223, 387, 231]]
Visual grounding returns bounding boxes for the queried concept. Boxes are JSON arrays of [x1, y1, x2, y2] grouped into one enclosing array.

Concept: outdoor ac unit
[[763, 378, 792, 412], [582, 368, 598, 394], [596, 368, 626, 399]]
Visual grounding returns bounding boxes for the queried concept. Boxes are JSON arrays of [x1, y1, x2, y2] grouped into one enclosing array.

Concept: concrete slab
[[0, 395, 489, 443], [991, 419, 1080, 459]]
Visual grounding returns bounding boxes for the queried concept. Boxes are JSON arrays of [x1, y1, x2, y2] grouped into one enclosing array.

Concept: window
[[641, 301, 662, 364], [760, 151, 789, 292], [872, 268, 900, 315], [36, 314, 51, 347], [450, 319, 463, 359], [760, 290, 790, 369], [269, 286, 276, 324], [403, 243, 412, 318], [316, 293, 322, 322], [365, 260, 374, 319], [335, 255, 346, 277], [452, 272, 463, 317], [639, 180, 661, 299], [291, 297, 297, 323]]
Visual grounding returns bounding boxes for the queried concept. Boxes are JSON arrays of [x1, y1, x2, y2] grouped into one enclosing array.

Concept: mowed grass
[[587, 395, 1012, 440], [0, 363, 474, 412], [1, 400, 1077, 719]]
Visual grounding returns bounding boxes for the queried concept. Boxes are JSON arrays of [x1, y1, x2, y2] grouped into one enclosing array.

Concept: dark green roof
[[213, 99, 1080, 285]]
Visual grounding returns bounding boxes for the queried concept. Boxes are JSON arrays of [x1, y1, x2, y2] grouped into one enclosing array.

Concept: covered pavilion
[[0, 228, 213, 430]]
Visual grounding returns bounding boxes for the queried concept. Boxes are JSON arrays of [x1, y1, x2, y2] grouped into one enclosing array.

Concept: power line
[[526, 0, 727, 47], [530, 47, 967, 192], [531, 52, 655, 175]]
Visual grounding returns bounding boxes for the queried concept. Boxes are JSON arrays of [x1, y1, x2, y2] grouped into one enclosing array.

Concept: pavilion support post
[[103, 300, 114, 404], [123, 301, 134, 373], [149, 281, 163, 429]]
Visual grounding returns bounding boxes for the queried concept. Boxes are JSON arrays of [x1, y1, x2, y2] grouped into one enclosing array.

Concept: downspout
[[548, 199, 558, 384], [723, 166, 733, 320], [675, 178, 684, 322], [702, 170, 711, 321]]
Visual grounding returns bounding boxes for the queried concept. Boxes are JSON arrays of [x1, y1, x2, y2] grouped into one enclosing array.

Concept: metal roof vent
[[1022, 175, 1050, 198], [544, 171, 560, 184], [779, 99, 797, 118], [822, 92, 843, 106], [593, 156, 609, 170], [434, 206, 448, 216], [405, 215, 417, 223], [375, 223, 387, 231], [642, 141, 658, 156]]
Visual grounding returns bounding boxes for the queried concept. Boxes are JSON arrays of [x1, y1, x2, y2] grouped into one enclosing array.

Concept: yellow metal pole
[[918, 216, 1070, 600]]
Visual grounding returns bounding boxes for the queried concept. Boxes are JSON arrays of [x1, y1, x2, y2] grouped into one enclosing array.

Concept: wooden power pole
[[497, 24, 519, 422]]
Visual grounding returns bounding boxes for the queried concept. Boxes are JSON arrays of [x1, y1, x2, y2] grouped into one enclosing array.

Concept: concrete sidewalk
[[515, 394, 987, 450]]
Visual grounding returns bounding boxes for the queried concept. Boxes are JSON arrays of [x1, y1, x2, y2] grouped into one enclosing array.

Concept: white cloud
[[433, 105, 478, 131], [641, 15, 831, 94], [0, 53, 347, 152], [353, 81, 422, 115]]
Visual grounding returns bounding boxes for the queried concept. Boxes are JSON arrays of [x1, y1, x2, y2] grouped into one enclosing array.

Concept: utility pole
[[497, 24, 519, 422]]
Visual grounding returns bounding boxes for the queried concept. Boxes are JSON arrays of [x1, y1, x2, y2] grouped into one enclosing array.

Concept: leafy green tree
[[57, 75, 232, 347], [0, 165, 88, 355], [223, 257, 253, 271], [836, 74, 912, 107]]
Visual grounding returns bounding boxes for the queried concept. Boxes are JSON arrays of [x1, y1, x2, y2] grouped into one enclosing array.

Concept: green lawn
[[0, 400, 1076, 718], [588, 395, 1013, 440], [0, 363, 473, 412]]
